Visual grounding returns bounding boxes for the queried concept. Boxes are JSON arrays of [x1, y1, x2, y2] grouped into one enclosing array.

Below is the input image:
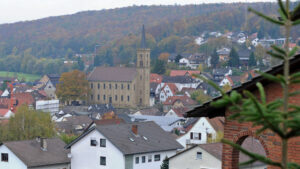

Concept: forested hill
[[0, 2, 299, 75]]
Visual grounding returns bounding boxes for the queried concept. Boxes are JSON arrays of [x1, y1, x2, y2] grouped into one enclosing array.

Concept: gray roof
[[88, 67, 137, 82], [2, 138, 69, 167], [162, 75, 198, 84], [66, 121, 183, 154]]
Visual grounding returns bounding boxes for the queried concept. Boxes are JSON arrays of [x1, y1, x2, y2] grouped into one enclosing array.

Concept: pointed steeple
[[141, 25, 146, 49]]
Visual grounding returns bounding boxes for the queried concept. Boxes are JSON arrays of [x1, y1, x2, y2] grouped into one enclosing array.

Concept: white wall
[[165, 109, 179, 117], [70, 129, 125, 169], [133, 150, 176, 169], [169, 146, 222, 169], [33, 164, 70, 169], [0, 145, 27, 169], [177, 118, 217, 148]]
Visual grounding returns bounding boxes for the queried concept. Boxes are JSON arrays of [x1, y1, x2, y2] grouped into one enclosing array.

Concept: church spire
[[141, 24, 146, 49]]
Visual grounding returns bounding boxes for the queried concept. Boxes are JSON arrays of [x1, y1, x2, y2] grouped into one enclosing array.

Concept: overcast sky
[[0, 0, 275, 24]]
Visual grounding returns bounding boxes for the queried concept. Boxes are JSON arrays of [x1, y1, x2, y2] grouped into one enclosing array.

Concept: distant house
[[0, 138, 70, 169], [162, 95, 197, 113], [212, 68, 232, 81], [0, 109, 14, 119], [129, 115, 186, 132], [170, 70, 200, 77], [66, 122, 183, 169], [158, 83, 178, 102], [237, 49, 252, 66], [56, 115, 93, 135], [219, 75, 234, 87], [150, 74, 163, 83], [217, 48, 230, 61], [162, 76, 201, 91], [169, 143, 222, 169], [179, 53, 208, 69], [176, 117, 224, 148], [35, 99, 59, 115], [134, 107, 162, 116], [37, 74, 60, 99], [165, 107, 189, 118]]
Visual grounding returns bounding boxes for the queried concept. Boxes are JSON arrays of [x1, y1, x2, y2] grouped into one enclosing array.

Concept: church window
[[91, 95, 93, 100], [121, 95, 124, 101], [115, 95, 117, 101], [109, 84, 111, 89], [97, 95, 100, 100], [140, 98, 142, 104], [98, 83, 100, 89], [140, 75, 142, 80], [91, 83, 93, 89], [103, 84, 106, 89], [128, 84, 130, 90], [103, 95, 106, 100], [127, 96, 130, 101], [121, 84, 124, 89], [115, 84, 117, 89]]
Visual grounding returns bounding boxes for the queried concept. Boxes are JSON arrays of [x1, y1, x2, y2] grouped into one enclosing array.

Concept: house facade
[[0, 138, 70, 169], [88, 26, 150, 108], [66, 122, 183, 169]]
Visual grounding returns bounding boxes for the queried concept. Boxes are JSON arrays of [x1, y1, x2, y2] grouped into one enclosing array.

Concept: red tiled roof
[[14, 93, 35, 107], [170, 70, 200, 77], [150, 74, 162, 83], [163, 95, 197, 106], [207, 117, 225, 132], [289, 43, 297, 48], [171, 107, 190, 117], [94, 119, 125, 125], [225, 75, 234, 86], [0, 90, 2, 96], [38, 90, 47, 97]]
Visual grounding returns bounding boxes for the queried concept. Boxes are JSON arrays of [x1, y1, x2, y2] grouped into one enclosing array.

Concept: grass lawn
[[0, 71, 41, 82]]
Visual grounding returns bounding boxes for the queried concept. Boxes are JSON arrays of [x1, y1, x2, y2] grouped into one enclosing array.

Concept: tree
[[207, 1, 300, 169], [151, 59, 166, 75], [158, 52, 170, 61], [222, 83, 232, 92], [56, 70, 90, 104], [59, 133, 78, 144], [175, 54, 182, 63], [161, 157, 169, 169], [211, 49, 219, 68], [77, 57, 85, 71], [0, 105, 55, 142], [228, 48, 240, 67], [191, 89, 211, 105], [248, 52, 257, 67]]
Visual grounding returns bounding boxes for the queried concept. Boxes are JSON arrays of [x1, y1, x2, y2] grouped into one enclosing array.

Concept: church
[[87, 25, 150, 108]]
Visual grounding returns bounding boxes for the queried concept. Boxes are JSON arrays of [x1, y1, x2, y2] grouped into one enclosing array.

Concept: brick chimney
[[40, 138, 47, 151], [132, 125, 138, 135]]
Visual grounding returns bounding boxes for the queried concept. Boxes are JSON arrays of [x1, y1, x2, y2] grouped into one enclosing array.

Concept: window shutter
[[190, 132, 193, 139]]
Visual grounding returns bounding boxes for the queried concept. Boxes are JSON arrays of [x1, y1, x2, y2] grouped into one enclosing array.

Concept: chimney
[[132, 125, 138, 135], [40, 138, 47, 151]]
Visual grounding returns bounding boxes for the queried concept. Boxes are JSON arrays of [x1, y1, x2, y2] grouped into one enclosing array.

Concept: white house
[[158, 83, 178, 102], [36, 99, 59, 115], [0, 109, 14, 119], [177, 117, 224, 148], [66, 122, 183, 169], [0, 138, 70, 169], [169, 143, 222, 169]]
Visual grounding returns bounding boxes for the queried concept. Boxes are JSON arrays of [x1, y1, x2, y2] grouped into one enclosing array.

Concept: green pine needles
[[206, 1, 300, 169]]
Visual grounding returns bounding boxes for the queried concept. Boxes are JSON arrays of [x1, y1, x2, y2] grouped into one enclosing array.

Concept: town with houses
[[0, 2, 300, 169]]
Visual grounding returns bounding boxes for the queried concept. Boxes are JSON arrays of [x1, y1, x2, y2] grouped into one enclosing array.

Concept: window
[[90, 94, 93, 100], [103, 95, 106, 101], [190, 132, 193, 139], [140, 61, 143, 67], [1, 153, 8, 162], [115, 95, 118, 101], [148, 155, 152, 162], [140, 75, 142, 80], [109, 84, 112, 89], [90, 139, 97, 146], [97, 94, 100, 100], [135, 157, 139, 164], [142, 156, 146, 163], [196, 152, 202, 159], [98, 83, 100, 89], [127, 96, 130, 102], [121, 84, 124, 89], [100, 156, 106, 166], [121, 95, 124, 101], [100, 139, 106, 147], [128, 84, 130, 90], [115, 84, 117, 89], [154, 154, 160, 161], [103, 84, 106, 89], [91, 83, 93, 89]]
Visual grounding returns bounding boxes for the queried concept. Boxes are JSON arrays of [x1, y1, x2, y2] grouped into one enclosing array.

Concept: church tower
[[136, 25, 150, 107]]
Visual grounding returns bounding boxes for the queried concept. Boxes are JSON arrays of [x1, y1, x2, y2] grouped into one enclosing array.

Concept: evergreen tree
[[77, 57, 85, 71], [175, 54, 182, 63], [228, 48, 240, 67], [160, 157, 169, 169], [248, 52, 257, 67], [151, 59, 166, 74], [211, 49, 219, 68]]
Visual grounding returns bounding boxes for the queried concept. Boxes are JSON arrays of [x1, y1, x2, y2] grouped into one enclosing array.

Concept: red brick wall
[[223, 82, 300, 169]]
